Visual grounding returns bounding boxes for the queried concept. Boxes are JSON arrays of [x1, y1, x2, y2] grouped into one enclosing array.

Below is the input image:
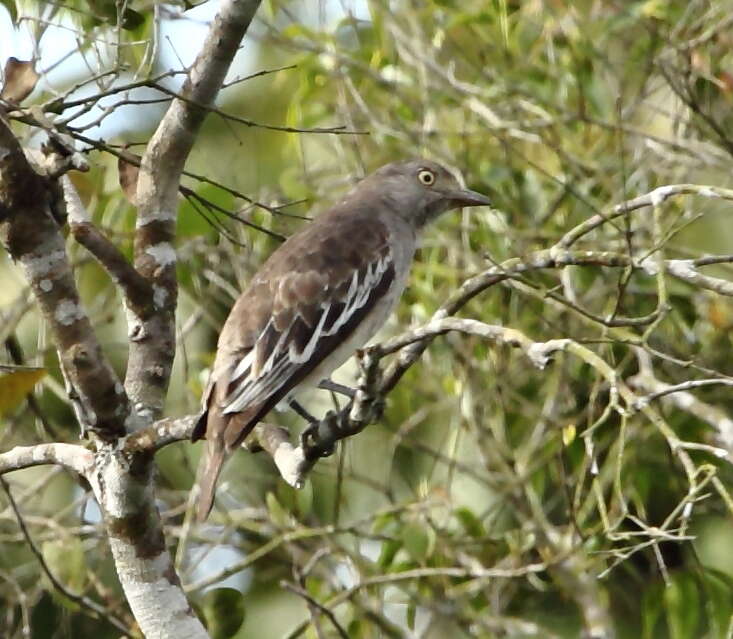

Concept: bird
[[192, 158, 491, 520]]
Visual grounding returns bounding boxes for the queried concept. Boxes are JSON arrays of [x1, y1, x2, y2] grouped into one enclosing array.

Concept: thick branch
[[0, 115, 129, 438], [126, 0, 263, 422], [94, 4, 264, 638], [89, 446, 207, 639], [124, 414, 309, 489], [125, 414, 199, 453]]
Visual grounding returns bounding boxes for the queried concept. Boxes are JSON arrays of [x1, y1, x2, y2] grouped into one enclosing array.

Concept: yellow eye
[[417, 169, 435, 186]]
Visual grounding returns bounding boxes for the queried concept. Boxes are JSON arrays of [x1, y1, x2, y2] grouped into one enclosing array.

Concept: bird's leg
[[290, 398, 336, 456], [299, 351, 385, 458], [318, 378, 356, 399], [288, 398, 317, 423], [297, 379, 356, 456]]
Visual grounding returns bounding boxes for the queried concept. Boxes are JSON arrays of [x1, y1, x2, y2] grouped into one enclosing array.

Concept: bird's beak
[[448, 188, 492, 208]]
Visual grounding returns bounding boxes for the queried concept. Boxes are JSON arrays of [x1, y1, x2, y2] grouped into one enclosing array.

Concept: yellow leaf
[[0, 367, 46, 417], [562, 423, 576, 447]]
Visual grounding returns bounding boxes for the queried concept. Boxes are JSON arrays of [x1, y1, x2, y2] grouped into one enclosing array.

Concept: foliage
[[1, 0, 733, 638]]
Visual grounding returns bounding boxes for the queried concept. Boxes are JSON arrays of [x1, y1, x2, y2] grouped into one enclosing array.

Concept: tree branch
[[0, 442, 93, 475], [88, 3, 265, 638], [124, 413, 199, 453], [126, 0, 263, 423], [630, 350, 733, 459], [256, 315, 713, 494], [63, 176, 153, 314], [664, 259, 733, 297], [88, 447, 209, 639], [127, 248, 733, 488], [556, 183, 733, 249], [264, 320, 571, 487], [0, 114, 130, 439]]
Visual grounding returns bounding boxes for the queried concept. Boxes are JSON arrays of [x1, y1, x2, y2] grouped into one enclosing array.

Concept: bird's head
[[364, 158, 491, 228]]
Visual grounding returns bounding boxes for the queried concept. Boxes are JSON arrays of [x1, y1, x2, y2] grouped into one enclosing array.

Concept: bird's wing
[[210, 215, 397, 449]]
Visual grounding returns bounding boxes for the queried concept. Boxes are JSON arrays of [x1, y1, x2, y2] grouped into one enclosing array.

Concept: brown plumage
[[193, 159, 490, 520]]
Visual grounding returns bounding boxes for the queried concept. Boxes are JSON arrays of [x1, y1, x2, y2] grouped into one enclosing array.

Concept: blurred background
[[1, 1, 733, 637]]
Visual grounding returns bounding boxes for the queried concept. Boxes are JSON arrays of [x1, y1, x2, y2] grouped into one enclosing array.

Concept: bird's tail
[[195, 442, 227, 522], [193, 403, 262, 521]]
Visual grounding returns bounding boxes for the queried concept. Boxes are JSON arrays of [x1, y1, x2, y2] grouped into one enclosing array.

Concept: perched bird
[[192, 159, 490, 520]]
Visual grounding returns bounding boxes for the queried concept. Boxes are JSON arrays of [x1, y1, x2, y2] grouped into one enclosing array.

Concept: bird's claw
[[299, 412, 337, 457], [299, 422, 317, 449]]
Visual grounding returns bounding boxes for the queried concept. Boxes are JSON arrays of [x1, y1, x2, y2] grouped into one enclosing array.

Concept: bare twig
[[556, 184, 733, 249], [629, 366, 733, 458]]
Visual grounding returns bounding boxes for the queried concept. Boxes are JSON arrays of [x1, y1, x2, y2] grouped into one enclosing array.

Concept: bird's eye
[[417, 169, 435, 186]]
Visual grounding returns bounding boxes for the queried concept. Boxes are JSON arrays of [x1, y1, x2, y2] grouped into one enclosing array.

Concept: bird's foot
[[289, 398, 317, 423], [299, 412, 337, 457], [299, 422, 317, 450]]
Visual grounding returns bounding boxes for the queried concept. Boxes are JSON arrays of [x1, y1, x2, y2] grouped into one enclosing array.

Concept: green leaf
[[278, 166, 311, 202], [454, 507, 484, 538], [700, 569, 733, 637], [265, 491, 289, 527], [199, 588, 246, 639], [401, 521, 435, 564], [377, 539, 401, 568], [407, 602, 417, 630], [642, 583, 664, 639], [371, 511, 397, 534], [295, 479, 313, 518], [178, 183, 234, 239], [347, 619, 362, 637]]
